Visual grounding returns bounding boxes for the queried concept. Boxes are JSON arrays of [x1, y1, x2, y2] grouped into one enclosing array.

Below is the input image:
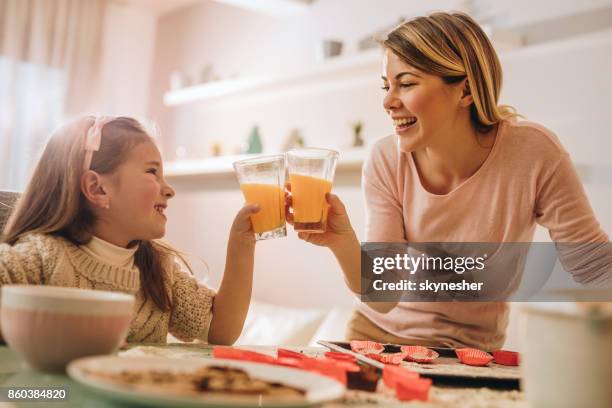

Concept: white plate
[[67, 355, 345, 407]]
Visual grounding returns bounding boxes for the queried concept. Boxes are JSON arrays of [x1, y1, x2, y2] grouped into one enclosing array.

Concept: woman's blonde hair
[[383, 12, 519, 132], [2, 117, 176, 311]]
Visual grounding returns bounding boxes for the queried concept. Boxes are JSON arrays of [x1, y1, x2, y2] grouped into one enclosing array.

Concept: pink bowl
[[1, 285, 134, 372]]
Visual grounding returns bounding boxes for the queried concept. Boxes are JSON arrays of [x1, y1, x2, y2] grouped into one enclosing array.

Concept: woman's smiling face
[[382, 48, 468, 152]]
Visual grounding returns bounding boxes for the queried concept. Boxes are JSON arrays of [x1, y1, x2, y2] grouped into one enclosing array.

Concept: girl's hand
[[229, 203, 260, 246], [285, 183, 356, 251]]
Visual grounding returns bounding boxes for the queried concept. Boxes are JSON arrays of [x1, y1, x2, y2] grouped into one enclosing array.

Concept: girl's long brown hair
[[2, 117, 173, 311]]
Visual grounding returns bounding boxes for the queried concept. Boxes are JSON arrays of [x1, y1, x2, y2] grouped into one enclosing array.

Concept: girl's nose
[[162, 181, 175, 199]]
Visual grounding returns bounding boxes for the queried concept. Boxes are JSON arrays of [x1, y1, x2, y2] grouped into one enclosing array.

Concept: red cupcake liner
[[213, 347, 276, 364], [366, 352, 408, 365], [492, 350, 520, 366], [215, 347, 365, 385], [400, 345, 439, 363], [321, 358, 360, 372], [325, 351, 357, 363], [395, 377, 432, 402], [383, 365, 420, 389], [277, 348, 308, 360], [350, 340, 384, 355], [300, 357, 348, 384], [455, 348, 493, 366], [273, 357, 302, 368]]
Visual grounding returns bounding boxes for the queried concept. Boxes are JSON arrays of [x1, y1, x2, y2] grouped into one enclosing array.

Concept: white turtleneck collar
[[80, 236, 138, 269]]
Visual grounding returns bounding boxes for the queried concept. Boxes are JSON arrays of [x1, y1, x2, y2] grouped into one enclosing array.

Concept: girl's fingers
[[231, 204, 257, 235], [239, 203, 260, 218]]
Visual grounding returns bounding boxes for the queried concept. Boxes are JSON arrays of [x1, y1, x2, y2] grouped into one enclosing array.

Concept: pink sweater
[[358, 119, 610, 349]]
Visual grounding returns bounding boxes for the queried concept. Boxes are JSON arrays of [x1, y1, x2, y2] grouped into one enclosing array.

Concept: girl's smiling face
[[381, 49, 470, 152], [103, 141, 175, 243]]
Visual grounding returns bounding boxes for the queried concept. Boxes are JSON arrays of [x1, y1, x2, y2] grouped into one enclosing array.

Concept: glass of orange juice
[[286, 148, 338, 233], [233, 155, 286, 240]]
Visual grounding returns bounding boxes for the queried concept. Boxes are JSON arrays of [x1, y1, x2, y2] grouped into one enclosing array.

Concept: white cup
[[520, 297, 612, 407]]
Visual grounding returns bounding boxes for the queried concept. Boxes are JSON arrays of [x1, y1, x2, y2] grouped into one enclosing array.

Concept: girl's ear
[[459, 78, 474, 107], [81, 171, 110, 209]]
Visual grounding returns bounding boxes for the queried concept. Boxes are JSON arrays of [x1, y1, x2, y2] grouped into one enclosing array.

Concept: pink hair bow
[[83, 116, 114, 171]]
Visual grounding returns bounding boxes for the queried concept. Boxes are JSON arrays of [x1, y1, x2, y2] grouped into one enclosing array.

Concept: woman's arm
[[286, 140, 407, 313], [287, 191, 398, 313], [289, 192, 361, 292], [536, 152, 612, 285]]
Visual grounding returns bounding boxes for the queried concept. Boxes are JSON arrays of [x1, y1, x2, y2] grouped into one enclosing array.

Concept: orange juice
[[240, 183, 285, 234], [289, 173, 332, 232]]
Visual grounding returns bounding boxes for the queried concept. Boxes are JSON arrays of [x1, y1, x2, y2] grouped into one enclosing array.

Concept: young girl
[[0, 116, 259, 345]]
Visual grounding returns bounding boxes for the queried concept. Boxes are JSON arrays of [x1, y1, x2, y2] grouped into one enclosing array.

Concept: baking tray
[[318, 340, 520, 390]]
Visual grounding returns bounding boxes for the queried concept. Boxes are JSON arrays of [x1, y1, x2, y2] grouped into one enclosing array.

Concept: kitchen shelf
[[164, 148, 367, 179], [164, 150, 612, 186], [163, 30, 612, 107], [164, 49, 382, 106]]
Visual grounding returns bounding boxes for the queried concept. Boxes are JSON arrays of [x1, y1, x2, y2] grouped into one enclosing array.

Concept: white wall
[[472, 0, 612, 26], [97, 3, 157, 118]]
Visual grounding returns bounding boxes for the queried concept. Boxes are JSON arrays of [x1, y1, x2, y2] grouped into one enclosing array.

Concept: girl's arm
[[207, 204, 259, 345]]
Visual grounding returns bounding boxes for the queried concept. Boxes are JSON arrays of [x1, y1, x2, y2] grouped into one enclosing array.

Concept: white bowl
[[520, 297, 612, 408], [1, 285, 134, 372]]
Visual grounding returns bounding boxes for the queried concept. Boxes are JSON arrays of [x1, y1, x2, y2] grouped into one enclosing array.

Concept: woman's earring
[[104, 202, 110, 209]]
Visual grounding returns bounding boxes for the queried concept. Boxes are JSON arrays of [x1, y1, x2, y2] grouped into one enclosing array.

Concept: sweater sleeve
[[535, 152, 612, 285], [167, 261, 216, 342], [363, 138, 407, 243], [0, 234, 58, 285]]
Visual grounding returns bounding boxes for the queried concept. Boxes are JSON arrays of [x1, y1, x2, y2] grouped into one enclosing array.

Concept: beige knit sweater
[[0, 233, 215, 344]]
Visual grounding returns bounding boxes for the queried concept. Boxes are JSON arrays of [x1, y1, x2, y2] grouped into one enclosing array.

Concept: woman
[[287, 12, 610, 350]]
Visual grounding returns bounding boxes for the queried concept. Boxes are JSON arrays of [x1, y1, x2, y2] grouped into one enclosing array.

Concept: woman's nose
[[383, 89, 402, 112]]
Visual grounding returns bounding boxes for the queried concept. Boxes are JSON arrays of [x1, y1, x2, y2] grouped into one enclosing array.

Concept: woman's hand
[[285, 183, 356, 251], [229, 203, 260, 246], [284, 183, 396, 313]]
